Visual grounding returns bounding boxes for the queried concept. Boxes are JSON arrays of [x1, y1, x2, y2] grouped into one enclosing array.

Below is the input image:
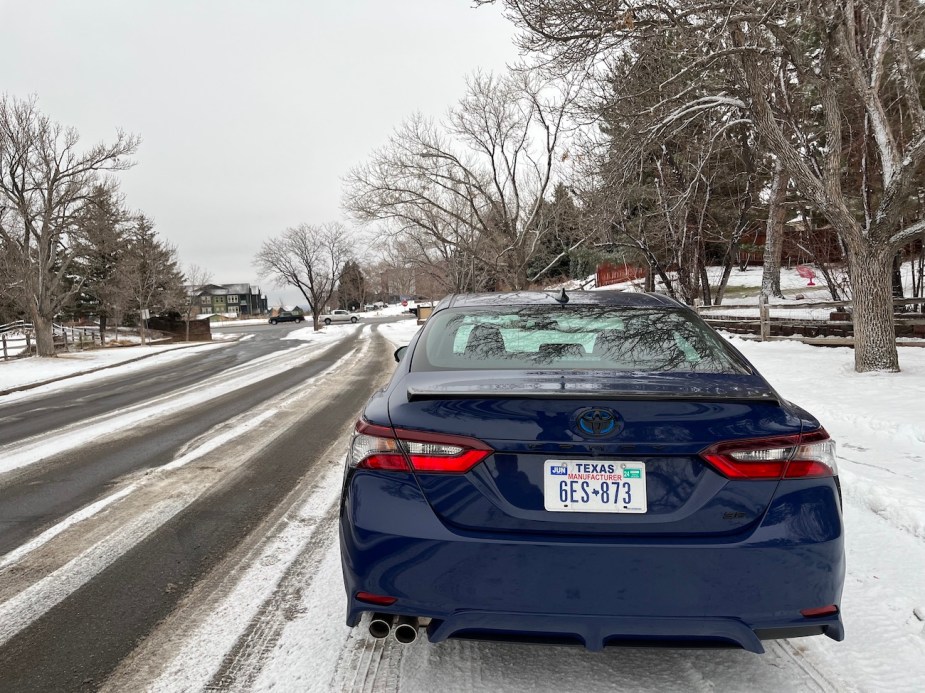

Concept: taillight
[[700, 428, 837, 480], [349, 421, 410, 471], [348, 420, 492, 473]]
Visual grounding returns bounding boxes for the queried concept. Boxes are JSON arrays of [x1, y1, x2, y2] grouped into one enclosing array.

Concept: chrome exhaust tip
[[393, 615, 419, 644], [369, 612, 394, 639]]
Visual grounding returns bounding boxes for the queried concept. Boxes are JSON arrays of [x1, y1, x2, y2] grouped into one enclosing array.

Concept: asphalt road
[[0, 321, 398, 691], [0, 320, 392, 446]]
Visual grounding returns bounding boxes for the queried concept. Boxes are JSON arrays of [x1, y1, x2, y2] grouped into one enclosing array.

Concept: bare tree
[[0, 96, 139, 356], [183, 264, 212, 341], [345, 71, 581, 290], [254, 222, 354, 331], [481, 0, 925, 372]]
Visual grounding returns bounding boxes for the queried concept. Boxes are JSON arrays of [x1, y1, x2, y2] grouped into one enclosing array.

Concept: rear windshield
[[414, 306, 748, 374]]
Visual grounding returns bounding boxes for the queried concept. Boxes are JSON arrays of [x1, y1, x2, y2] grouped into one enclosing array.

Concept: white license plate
[[543, 460, 647, 513]]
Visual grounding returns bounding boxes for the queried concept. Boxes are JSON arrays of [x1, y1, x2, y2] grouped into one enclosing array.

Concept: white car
[[321, 309, 359, 325]]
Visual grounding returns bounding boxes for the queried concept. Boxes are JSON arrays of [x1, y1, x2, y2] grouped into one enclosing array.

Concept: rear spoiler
[[406, 387, 778, 404]]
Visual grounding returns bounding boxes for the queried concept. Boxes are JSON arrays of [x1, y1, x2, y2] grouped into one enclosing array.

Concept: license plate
[[543, 460, 647, 513]]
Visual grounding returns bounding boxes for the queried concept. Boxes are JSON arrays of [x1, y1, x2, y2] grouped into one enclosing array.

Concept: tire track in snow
[[791, 497, 925, 692], [328, 621, 406, 693], [765, 640, 845, 693], [204, 507, 341, 691]]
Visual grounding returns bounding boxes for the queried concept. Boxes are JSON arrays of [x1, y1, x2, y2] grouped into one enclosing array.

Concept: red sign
[[401, 300, 408, 307]]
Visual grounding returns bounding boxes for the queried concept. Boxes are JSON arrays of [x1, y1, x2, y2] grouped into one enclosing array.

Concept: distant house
[[193, 284, 268, 317], [269, 305, 304, 317]]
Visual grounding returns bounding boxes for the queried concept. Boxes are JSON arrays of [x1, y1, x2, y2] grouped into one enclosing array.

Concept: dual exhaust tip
[[369, 613, 419, 643]]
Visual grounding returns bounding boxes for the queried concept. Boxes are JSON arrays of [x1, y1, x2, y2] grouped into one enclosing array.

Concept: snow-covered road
[[0, 321, 922, 691]]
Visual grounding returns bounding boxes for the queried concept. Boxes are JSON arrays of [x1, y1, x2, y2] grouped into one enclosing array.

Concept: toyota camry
[[339, 290, 845, 652]]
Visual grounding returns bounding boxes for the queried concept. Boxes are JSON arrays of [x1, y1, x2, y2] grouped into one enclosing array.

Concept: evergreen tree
[[69, 185, 130, 343], [116, 215, 185, 343], [338, 260, 366, 310]]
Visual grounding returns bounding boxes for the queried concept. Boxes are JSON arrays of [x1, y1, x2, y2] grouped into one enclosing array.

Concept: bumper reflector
[[800, 605, 839, 618], [356, 592, 398, 606]]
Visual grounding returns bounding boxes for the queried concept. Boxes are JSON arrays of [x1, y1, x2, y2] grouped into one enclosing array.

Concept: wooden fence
[[1, 321, 104, 361], [695, 297, 925, 346]]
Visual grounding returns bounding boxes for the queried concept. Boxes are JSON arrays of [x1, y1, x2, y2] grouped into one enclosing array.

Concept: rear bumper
[[340, 471, 845, 652]]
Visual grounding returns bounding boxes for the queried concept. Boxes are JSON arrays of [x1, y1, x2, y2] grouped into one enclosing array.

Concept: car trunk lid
[[388, 371, 800, 537]]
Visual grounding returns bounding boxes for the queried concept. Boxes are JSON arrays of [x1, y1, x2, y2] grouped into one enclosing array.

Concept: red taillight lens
[[800, 605, 839, 618], [356, 592, 398, 606], [701, 428, 837, 480], [349, 420, 492, 474]]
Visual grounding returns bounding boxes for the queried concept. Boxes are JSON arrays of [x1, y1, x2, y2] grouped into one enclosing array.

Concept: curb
[[0, 339, 237, 398]]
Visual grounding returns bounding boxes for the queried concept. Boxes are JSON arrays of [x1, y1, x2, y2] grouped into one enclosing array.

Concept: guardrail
[[695, 296, 925, 345]]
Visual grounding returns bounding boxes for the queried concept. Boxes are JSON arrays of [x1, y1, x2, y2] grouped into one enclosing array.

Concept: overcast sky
[[0, 0, 517, 305]]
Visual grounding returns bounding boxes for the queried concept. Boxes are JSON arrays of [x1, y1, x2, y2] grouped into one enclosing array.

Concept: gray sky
[[0, 0, 517, 305]]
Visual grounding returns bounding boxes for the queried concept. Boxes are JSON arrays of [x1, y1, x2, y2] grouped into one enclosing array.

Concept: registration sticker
[[543, 460, 647, 513]]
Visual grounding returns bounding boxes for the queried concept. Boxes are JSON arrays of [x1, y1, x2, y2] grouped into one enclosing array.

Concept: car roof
[[435, 290, 683, 310]]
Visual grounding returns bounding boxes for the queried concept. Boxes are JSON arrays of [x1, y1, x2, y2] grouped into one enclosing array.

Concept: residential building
[[193, 284, 268, 316]]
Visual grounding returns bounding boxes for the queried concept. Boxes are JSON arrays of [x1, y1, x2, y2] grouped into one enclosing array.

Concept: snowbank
[[0, 342, 227, 395]]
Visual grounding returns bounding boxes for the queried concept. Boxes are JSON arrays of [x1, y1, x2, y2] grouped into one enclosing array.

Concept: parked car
[[321, 309, 359, 325], [340, 290, 844, 651], [268, 311, 303, 325]]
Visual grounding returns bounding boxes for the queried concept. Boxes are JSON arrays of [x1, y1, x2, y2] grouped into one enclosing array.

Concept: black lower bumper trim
[[755, 626, 825, 640]]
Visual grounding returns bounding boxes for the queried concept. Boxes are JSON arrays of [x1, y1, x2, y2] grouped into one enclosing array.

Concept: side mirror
[[394, 346, 408, 363]]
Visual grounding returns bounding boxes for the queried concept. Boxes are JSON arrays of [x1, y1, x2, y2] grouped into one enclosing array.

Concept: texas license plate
[[543, 460, 647, 513]]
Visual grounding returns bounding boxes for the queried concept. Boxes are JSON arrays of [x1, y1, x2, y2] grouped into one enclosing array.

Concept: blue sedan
[[339, 291, 845, 652]]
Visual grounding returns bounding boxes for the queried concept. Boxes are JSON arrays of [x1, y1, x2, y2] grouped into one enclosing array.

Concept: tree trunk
[[714, 257, 734, 306], [848, 244, 899, 372], [644, 266, 655, 292], [699, 260, 712, 306], [912, 246, 922, 298], [100, 315, 108, 347], [32, 313, 57, 357], [761, 163, 788, 299], [891, 253, 904, 299]]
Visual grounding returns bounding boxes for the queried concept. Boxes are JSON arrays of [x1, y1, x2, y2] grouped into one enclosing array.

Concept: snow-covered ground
[[378, 319, 424, 349], [210, 318, 269, 327], [282, 323, 363, 344], [0, 342, 230, 394], [2, 321, 923, 691], [596, 265, 832, 299]]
